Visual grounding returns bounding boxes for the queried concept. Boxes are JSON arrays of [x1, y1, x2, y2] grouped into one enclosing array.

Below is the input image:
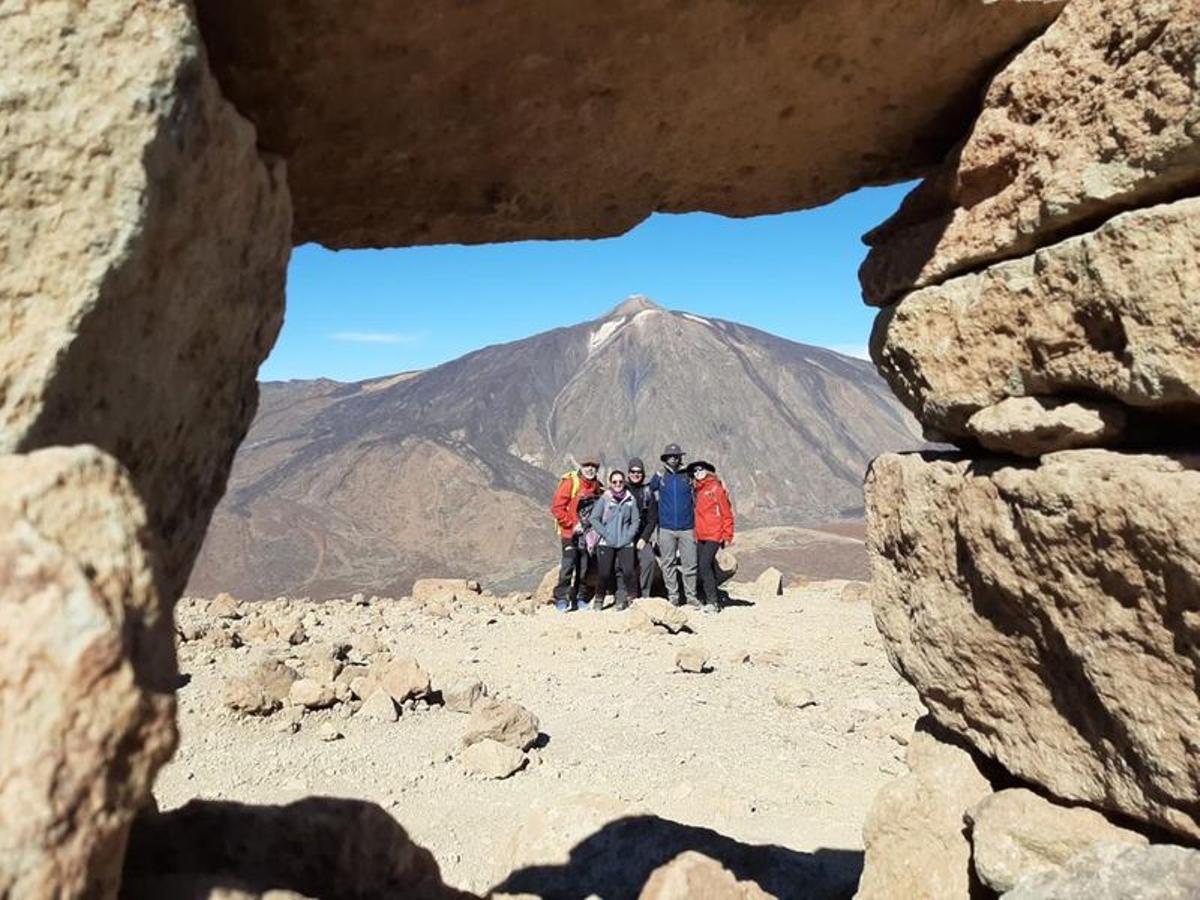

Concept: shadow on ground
[[491, 814, 863, 900]]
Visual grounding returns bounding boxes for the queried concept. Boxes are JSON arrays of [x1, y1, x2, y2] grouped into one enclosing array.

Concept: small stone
[[461, 739, 527, 780], [675, 645, 711, 674], [755, 567, 784, 600], [317, 722, 343, 742], [289, 679, 337, 710], [209, 592, 242, 619], [463, 699, 540, 751], [441, 677, 488, 714], [358, 690, 400, 723], [380, 657, 432, 703], [773, 684, 817, 710]]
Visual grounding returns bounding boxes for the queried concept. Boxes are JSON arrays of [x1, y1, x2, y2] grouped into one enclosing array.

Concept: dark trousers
[[596, 545, 638, 606], [554, 537, 593, 603], [697, 540, 722, 608]]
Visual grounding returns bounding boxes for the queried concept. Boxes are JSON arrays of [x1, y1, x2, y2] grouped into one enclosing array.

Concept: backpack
[[553, 471, 587, 534]]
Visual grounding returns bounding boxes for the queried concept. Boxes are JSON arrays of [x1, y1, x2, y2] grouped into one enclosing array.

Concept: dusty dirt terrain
[[161, 580, 922, 898]]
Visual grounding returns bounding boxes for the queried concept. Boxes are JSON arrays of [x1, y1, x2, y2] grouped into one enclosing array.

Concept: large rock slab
[[1, 0, 292, 600], [196, 0, 1063, 248], [867, 450, 1200, 839], [862, 0, 1200, 304], [871, 198, 1200, 441], [1003, 844, 1200, 900], [967, 788, 1149, 894], [0, 449, 176, 898], [857, 718, 994, 900]]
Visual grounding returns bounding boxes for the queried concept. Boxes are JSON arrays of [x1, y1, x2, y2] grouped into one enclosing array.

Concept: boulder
[[862, 0, 1200, 304], [675, 645, 712, 674], [209, 593, 242, 620], [463, 699, 541, 752], [379, 657, 433, 703], [966, 398, 1128, 457], [411, 578, 480, 604], [121, 798, 474, 900], [0, 449, 177, 899], [196, 0, 1065, 248], [1003, 844, 1200, 900], [754, 567, 784, 600], [224, 659, 298, 717], [638, 851, 776, 900], [358, 691, 400, 724], [461, 739, 527, 780], [867, 450, 1200, 839], [2, 0, 291, 602], [967, 788, 1149, 894], [857, 718, 994, 900], [871, 198, 1200, 441]]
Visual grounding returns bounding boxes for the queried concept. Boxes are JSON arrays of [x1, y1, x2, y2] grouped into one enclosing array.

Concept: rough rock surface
[[638, 851, 776, 900], [121, 799, 475, 900], [675, 645, 712, 674], [872, 198, 1200, 440], [628, 598, 691, 635], [857, 718, 994, 900], [867, 450, 1200, 839], [463, 700, 541, 752], [2, 0, 292, 601], [461, 740, 528, 781], [412, 579, 481, 604], [195, 0, 1064, 249], [1003, 844, 1200, 900], [380, 657, 433, 703], [755, 568, 785, 600], [358, 690, 400, 724], [0, 449, 176, 898], [967, 788, 1149, 894], [862, 0, 1200, 305], [966, 398, 1127, 457]]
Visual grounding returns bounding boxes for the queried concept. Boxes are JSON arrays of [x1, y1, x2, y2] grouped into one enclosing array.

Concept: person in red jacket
[[549, 454, 602, 612], [689, 460, 735, 614]]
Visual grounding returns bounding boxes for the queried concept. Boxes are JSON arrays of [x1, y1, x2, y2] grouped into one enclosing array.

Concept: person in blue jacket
[[649, 442, 699, 608]]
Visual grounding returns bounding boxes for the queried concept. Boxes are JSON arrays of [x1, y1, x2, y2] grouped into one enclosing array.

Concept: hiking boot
[[555, 599, 576, 613], [701, 603, 721, 615], [615, 600, 630, 611]]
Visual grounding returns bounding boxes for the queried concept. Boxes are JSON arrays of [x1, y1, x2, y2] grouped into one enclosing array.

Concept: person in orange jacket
[[549, 453, 602, 612], [689, 460, 734, 614]]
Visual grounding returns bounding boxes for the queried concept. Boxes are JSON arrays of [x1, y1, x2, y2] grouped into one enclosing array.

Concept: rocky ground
[[161, 576, 921, 898]]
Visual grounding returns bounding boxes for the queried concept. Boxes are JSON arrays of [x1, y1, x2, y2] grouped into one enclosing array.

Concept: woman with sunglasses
[[587, 469, 642, 611]]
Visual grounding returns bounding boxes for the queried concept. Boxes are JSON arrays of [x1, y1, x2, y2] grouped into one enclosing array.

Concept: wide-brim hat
[[660, 443, 686, 461], [579, 453, 601, 467], [687, 460, 717, 476]]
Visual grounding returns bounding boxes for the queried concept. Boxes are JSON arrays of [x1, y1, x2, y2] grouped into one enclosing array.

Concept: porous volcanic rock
[[966, 398, 1127, 457], [2, 0, 292, 600], [0, 449, 176, 898], [1003, 844, 1200, 900], [967, 788, 1149, 894], [638, 851, 776, 900], [857, 718, 994, 900], [862, 0, 1200, 305], [872, 198, 1200, 441], [121, 799, 475, 900], [195, 0, 1064, 248], [867, 450, 1200, 839]]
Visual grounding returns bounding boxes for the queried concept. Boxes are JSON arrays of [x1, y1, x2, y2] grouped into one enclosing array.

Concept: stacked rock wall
[[859, 0, 1200, 894]]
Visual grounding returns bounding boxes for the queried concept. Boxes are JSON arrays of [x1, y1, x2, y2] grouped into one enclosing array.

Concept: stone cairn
[[856, 1, 1200, 896], [1, 0, 1197, 898]]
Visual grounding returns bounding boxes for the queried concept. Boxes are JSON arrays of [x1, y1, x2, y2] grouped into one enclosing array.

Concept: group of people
[[549, 442, 735, 614]]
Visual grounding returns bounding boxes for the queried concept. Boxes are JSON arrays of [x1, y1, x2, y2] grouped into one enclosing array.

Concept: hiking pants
[[554, 537, 593, 604], [697, 540, 722, 608], [635, 539, 658, 599], [596, 545, 638, 606], [658, 528, 698, 607]]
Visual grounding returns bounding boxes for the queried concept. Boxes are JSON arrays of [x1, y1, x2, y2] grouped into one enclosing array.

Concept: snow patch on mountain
[[589, 316, 627, 351], [682, 313, 712, 327]]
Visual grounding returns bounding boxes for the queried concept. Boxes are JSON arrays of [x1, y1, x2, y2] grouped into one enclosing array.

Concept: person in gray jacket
[[587, 470, 641, 611]]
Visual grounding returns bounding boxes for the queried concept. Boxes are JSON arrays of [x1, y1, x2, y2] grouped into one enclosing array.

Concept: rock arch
[[2, 0, 1196, 896]]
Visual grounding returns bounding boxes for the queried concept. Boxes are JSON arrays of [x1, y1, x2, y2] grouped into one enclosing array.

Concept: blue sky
[[261, 182, 915, 383]]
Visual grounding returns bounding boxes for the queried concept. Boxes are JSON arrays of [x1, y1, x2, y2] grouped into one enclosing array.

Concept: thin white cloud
[[328, 331, 425, 345], [825, 343, 871, 360]]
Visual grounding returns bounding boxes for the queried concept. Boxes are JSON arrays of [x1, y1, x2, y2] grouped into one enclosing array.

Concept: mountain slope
[[187, 297, 923, 598]]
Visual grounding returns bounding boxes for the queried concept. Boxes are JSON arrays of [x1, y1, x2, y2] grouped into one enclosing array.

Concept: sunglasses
[[629, 469, 644, 475]]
